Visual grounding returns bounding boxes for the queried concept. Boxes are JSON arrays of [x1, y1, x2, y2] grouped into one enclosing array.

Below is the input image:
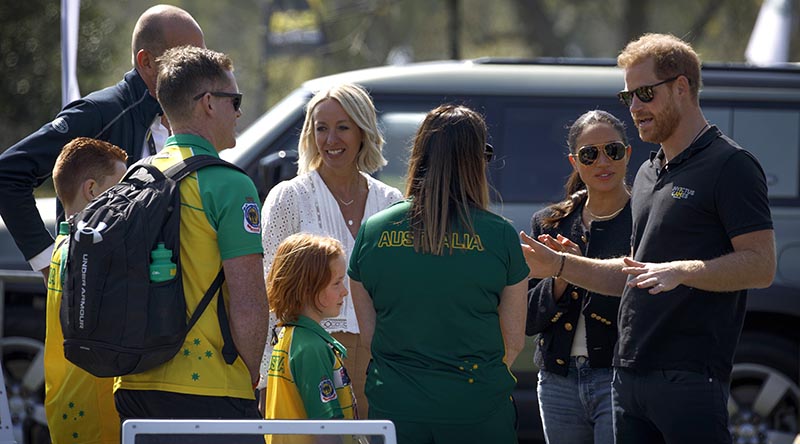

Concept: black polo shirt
[[614, 126, 773, 379]]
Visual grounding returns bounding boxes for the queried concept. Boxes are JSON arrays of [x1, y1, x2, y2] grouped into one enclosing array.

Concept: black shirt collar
[[649, 125, 722, 169]]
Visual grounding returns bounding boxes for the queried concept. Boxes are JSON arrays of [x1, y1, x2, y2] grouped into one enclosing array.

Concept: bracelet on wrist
[[553, 253, 566, 279]]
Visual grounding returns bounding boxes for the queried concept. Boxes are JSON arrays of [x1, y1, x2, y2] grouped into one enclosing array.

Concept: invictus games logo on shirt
[[242, 200, 260, 234], [319, 377, 337, 403], [671, 186, 695, 200]]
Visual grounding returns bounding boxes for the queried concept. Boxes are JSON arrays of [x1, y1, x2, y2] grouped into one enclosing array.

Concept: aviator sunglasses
[[193, 91, 243, 112], [617, 76, 679, 107], [572, 141, 627, 166]]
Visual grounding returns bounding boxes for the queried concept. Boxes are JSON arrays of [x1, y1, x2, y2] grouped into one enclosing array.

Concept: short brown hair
[[267, 233, 345, 324], [156, 46, 233, 124], [53, 137, 128, 204], [617, 33, 702, 99]]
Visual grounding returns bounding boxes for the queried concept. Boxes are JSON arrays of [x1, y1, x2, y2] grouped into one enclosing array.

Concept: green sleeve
[[197, 166, 263, 260], [289, 330, 344, 419]]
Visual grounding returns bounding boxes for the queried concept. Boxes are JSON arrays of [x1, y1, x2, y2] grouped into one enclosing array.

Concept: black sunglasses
[[617, 76, 679, 107], [193, 91, 243, 112], [573, 141, 627, 166], [484, 143, 494, 163]]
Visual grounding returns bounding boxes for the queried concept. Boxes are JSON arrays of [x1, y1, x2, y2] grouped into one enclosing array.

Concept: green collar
[[287, 315, 347, 357], [164, 134, 219, 158]]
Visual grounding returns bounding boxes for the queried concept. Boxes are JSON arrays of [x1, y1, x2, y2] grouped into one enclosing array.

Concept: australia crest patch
[[319, 377, 337, 403], [242, 200, 260, 234]]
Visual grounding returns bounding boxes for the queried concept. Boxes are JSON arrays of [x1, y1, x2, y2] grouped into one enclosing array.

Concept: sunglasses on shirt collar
[[572, 141, 627, 166]]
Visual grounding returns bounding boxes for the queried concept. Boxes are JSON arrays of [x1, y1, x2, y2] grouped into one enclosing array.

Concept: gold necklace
[[337, 196, 354, 206], [586, 205, 625, 221], [326, 176, 361, 206], [585, 193, 630, 221]]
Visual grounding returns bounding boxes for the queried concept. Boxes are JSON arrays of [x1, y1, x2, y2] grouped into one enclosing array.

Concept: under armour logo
[[75, 221, 107, 244]]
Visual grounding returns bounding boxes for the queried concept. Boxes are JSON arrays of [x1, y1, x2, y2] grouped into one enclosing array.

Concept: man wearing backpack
[[0, 5, 204, 282], [113, 46, 268, 430]]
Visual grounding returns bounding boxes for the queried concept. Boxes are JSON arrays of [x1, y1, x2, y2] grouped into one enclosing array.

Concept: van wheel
[[729, 332, 800, 444], [0, 336, 49, 444]]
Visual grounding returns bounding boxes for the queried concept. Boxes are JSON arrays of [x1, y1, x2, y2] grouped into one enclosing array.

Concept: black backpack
[[61, 155, 243, 377]]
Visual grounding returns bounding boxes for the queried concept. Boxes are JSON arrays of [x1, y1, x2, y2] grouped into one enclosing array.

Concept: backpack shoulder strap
[[157, 155, 246, 182], [185, 269, 238, 365]]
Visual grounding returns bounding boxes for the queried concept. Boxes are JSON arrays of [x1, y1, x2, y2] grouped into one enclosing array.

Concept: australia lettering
[[377, 230, 484, 251], [377, 230, 414, 248], [269, 355, 285, 373]]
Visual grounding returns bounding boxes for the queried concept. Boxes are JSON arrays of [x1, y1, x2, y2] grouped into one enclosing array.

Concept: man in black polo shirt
[[521, 33, 775, 444]]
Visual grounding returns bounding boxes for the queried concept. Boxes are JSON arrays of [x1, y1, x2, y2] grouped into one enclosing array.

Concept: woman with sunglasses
[[526, 110, 632, 444], [258, 83, 403, 415], [349, 104, 529, 444]]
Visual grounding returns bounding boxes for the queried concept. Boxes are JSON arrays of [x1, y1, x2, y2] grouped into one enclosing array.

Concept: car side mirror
[[258, 149, 299, 196]]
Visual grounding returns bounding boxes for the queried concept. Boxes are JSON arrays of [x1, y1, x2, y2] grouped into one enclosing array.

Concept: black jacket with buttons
[[526, 201, 632, 376]]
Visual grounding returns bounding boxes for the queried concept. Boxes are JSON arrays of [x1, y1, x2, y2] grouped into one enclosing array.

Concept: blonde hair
[[267, 233, 345, 324], [297, 83, 387, 174], [618, 33, 702, 100], [405, 104, 489, 255], [53, 137, 128, 204]]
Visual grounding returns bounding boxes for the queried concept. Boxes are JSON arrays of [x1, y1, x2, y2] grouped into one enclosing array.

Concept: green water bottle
[[149, 242, 176, 282], [56, 222, 70, 287]]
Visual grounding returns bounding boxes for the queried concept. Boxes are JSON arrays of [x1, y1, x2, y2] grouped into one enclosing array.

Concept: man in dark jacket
[[0, 5, 204, 279]]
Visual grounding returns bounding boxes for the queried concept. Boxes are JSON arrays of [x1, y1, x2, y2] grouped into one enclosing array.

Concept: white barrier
[[122, 419, 396, 444]]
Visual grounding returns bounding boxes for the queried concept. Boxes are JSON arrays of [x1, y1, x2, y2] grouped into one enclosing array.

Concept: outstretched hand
[[538, 233, 583, 257], [520, 231, 562, 279], [622, 257, 683, 294]]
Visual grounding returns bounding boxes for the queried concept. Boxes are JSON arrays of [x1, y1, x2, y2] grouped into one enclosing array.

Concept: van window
[[492, 98, 648, 204], [375, 96, 657, 205], [703, 105, 799, 202], [733, 108, 799, 200], [378, 112, 425, 192]]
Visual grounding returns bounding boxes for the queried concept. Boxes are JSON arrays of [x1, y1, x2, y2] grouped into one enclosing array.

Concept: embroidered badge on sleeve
[[242, 199, 260, 234], [319, 377, 337, 403], [51, 116, 69, 134]]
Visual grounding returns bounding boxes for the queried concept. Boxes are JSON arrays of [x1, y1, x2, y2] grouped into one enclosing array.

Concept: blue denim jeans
[[537, 356, 613, 444]]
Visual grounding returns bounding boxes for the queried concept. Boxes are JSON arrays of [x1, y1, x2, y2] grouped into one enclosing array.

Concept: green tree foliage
[[0, 0, 126, 151], [0, 2, 62, 147]]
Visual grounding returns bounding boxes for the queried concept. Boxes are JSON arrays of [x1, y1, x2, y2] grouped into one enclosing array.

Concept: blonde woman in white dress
[[258, 83, 402, 416]]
